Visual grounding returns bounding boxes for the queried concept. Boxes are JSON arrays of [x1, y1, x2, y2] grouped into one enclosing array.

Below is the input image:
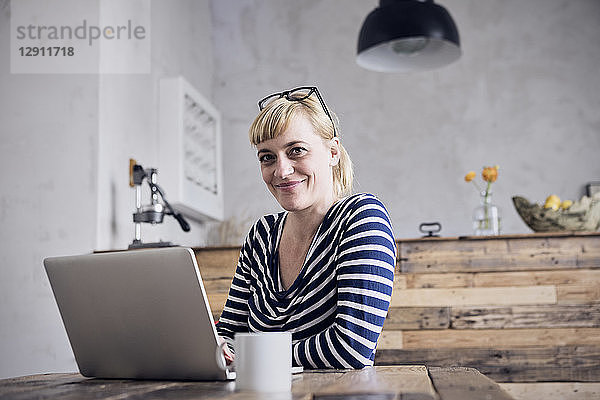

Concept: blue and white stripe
[[217, 193, 396, 369]]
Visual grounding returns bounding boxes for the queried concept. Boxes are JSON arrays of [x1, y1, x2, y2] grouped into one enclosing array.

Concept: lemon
[[560, 200, 573, 210], [544, 195, 561, 210]]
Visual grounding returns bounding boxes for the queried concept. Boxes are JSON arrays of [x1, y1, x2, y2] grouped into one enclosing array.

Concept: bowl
[[512, 193, 600, 232]]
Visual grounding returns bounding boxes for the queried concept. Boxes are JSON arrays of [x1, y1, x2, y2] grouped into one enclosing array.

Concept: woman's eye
[[259, 154, 275, 163], [289, 147, 307, 157]]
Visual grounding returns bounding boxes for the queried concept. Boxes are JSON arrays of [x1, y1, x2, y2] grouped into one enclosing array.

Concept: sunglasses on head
[[257, 86, 337, 137]]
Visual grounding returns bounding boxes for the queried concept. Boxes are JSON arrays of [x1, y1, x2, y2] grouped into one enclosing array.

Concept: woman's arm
[[215, 234, 254, 350], [293, 195, 396, 369]]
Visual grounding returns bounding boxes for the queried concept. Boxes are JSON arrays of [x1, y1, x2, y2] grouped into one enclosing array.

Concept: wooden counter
[[191, 232, 600, 383], [377, 231, 600, 383]]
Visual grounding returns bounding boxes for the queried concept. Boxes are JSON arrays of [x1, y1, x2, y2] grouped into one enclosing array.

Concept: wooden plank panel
[[394, 274, 407, 290], [385, 307, 450, 330], [404, 269, 600, 289], [202, 277, 234, 294], [399, 236, 600, 274], [391, 286, 557, 307], [405, 272, 474, 289], [207, 292, 229, 315], [557, 284, 600, 303], [193, 247, 239, 279], [579, 237, 600, 268], [450, 304, 600, 329], [375, 346, 600, 382], [427, 367, 514, 400], [473, 269, 600, 288], [377, 331, 403, 349], [401, 328, 600, 349]]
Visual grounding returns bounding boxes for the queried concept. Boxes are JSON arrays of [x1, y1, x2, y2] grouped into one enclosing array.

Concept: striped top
[[216, 193, 396, 369]]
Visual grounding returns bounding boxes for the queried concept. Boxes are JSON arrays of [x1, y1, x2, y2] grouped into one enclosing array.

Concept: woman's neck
[[285, 195, 338, 241]]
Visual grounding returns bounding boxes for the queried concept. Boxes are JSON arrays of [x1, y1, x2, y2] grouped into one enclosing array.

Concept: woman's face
[[256, 114, 340, 214]]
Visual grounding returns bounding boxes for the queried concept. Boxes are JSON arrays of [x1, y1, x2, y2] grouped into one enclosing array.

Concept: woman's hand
[[217, 336, 235, 365]]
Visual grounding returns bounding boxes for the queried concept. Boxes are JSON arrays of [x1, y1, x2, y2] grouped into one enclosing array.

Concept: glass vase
[[473, 191, 501, 236]]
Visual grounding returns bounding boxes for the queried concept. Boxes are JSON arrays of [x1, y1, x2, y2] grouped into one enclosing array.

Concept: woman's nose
[[274, 158, 294, 178]]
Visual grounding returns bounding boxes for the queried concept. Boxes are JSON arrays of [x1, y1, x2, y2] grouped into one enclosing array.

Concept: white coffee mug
[[225, 332, 292, 392]]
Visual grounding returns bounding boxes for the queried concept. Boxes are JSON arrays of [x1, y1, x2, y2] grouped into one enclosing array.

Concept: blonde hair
[[249, 94, 353, 198]]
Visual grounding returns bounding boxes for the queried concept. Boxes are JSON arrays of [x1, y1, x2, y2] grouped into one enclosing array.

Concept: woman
[[217, 86, 396, 369]]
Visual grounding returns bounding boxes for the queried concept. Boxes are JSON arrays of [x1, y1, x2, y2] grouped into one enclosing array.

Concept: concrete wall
[[95, 0, 215, 251], [0, 1, 99, 377], [0, 0, 214, 379], [212, 0, 600, 241]]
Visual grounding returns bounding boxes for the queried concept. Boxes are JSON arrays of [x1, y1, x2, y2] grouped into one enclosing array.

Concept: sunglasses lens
[[258, 93, 282, 110], [286, 88, 314, 101]]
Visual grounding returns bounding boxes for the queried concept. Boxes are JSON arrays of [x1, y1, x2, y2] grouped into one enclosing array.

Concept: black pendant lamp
[[357, 0, 461, 72]]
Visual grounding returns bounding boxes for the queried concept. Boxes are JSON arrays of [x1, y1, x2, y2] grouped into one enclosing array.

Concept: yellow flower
[[464, 171, 476, 182], [560, 200, 573, 210], [482, 166, 498, 183], [544, 195, 561, 210]]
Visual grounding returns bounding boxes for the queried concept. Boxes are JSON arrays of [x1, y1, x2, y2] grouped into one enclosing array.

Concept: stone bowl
[[512, 194, 600, 232]]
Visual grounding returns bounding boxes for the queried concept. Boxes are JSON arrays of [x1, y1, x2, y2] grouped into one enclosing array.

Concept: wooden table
[[0, 366, 514, 400]]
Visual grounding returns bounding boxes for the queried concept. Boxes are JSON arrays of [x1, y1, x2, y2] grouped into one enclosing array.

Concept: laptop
[[44, 247, 236, 381]]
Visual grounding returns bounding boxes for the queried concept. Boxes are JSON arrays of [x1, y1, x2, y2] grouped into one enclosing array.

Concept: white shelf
[[159, 77, 223, 221]]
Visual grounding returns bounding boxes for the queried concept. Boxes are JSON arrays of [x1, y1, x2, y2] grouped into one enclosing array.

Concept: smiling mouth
[[275, 180, 305, 190]]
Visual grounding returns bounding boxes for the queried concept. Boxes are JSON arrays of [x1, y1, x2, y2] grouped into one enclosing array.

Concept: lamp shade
[[357, 0, 461, 72]]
